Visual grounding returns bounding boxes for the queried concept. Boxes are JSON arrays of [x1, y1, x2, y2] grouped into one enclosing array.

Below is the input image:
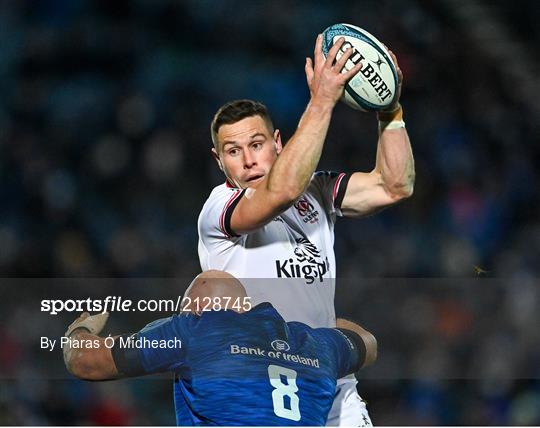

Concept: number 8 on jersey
[[268, 364, 301, 421]]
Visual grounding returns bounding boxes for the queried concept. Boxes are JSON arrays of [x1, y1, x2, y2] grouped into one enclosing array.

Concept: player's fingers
[[342, 61, 363, 81], [87, 312, 109, 335], [95, 312, 109, 323], [325, 37, 345, 68], [305, 57, 314, 85], [333, 46, 354, 73], [65, 312, 90, 337], [382, 43, 398, 67], [71, 312, 89, 325], [387, 49, 398, 68], [383, 46, 403, 84], [313, 34, 324, 64], [387, 49, 399, 70], [388, 50, 403, 83]]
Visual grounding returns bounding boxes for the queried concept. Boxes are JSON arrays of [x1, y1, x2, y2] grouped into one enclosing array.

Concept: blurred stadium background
[[0, 0, 539, 425]]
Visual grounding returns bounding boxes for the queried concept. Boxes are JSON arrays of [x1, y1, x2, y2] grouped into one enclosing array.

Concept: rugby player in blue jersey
[[63, 271, 377, 426]]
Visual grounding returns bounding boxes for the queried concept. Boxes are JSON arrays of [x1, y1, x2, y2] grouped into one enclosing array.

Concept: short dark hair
[[211, 99, 274, 150]]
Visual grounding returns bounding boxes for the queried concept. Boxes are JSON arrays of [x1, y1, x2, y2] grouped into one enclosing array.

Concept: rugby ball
[[321, 23, 398, 111]]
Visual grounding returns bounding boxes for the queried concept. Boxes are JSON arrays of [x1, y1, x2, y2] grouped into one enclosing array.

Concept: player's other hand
[[382, 46, 403, 111], [305, 34, 362, 108], [65, 311, 109, 338]]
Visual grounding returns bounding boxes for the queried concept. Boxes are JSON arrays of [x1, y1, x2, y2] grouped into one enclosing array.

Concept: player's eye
[[252, 142, 263, 150], [228, 148, 240, 156]]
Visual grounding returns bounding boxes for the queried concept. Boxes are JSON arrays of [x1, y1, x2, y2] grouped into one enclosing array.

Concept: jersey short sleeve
[[310, 171, 351, 217], [312, 327, 366, 378], [111, 315, 189, 377], [198, 185, 246, 239]]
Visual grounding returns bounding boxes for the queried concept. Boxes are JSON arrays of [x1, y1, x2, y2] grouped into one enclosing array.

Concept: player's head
[[183, 270, 248, 314], [210, 99, 282, 189]]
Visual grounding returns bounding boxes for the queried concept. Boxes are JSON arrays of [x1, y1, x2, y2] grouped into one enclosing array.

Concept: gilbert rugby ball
[[322, 23, 398, 111]]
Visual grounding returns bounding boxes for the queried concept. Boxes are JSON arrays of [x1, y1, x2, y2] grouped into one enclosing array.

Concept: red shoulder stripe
[[332, 172, 346, 204]]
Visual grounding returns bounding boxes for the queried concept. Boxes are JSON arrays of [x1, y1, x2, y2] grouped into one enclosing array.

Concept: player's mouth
[[246, 174, 264, 184]]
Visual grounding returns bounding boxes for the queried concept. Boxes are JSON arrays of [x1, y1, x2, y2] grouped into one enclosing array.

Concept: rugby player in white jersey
[[197, 35, 414, 425]]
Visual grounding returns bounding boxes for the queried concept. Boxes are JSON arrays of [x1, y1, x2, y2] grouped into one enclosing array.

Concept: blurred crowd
[[0, 0, 539, 425]]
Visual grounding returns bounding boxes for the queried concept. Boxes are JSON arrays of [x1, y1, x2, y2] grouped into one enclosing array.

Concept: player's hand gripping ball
[[65, 312, 109, 337], [321, 23, 399, 111]]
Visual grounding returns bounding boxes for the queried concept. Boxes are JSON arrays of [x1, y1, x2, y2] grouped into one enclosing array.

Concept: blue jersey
[[112, 303, 363, 426]]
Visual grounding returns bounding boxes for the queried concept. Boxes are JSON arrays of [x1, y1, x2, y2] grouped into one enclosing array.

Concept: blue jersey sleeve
[[313, 327, 366, 378], [111, 314, 189, 377]]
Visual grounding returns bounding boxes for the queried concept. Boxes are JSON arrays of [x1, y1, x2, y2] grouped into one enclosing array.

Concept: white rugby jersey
[[197, 171, 350, 328]]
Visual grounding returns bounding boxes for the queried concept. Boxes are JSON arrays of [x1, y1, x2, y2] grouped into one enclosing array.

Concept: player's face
[[212, 115, 282, 189]]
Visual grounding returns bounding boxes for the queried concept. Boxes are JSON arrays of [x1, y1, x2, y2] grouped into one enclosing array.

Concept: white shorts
[[326, 375, 373, 426]]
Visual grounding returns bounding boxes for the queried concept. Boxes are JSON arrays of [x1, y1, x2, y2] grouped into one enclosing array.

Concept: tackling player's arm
[[315, 319, 377, 377], [336, 317, 377, 368], [339, 49, 415, 218], [63, 313, 187, 381], [63, 312, 121, 380], [230, 36, 362, 235], [64, 331, 120, 380]]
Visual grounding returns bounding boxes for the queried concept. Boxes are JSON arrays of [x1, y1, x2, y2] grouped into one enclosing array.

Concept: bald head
[[184, 270, 248, 313]]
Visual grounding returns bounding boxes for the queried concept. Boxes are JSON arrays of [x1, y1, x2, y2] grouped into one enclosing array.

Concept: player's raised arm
[[211, 36, 362, 235], [339, 49, 415, 218]]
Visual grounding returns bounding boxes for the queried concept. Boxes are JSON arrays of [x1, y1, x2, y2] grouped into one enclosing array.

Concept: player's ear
[[211, 148, 224, 171], [273, 129, 282, 154]]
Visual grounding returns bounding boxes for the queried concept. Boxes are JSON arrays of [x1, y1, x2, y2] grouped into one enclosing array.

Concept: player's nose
[[243, 149, 256, 169]]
